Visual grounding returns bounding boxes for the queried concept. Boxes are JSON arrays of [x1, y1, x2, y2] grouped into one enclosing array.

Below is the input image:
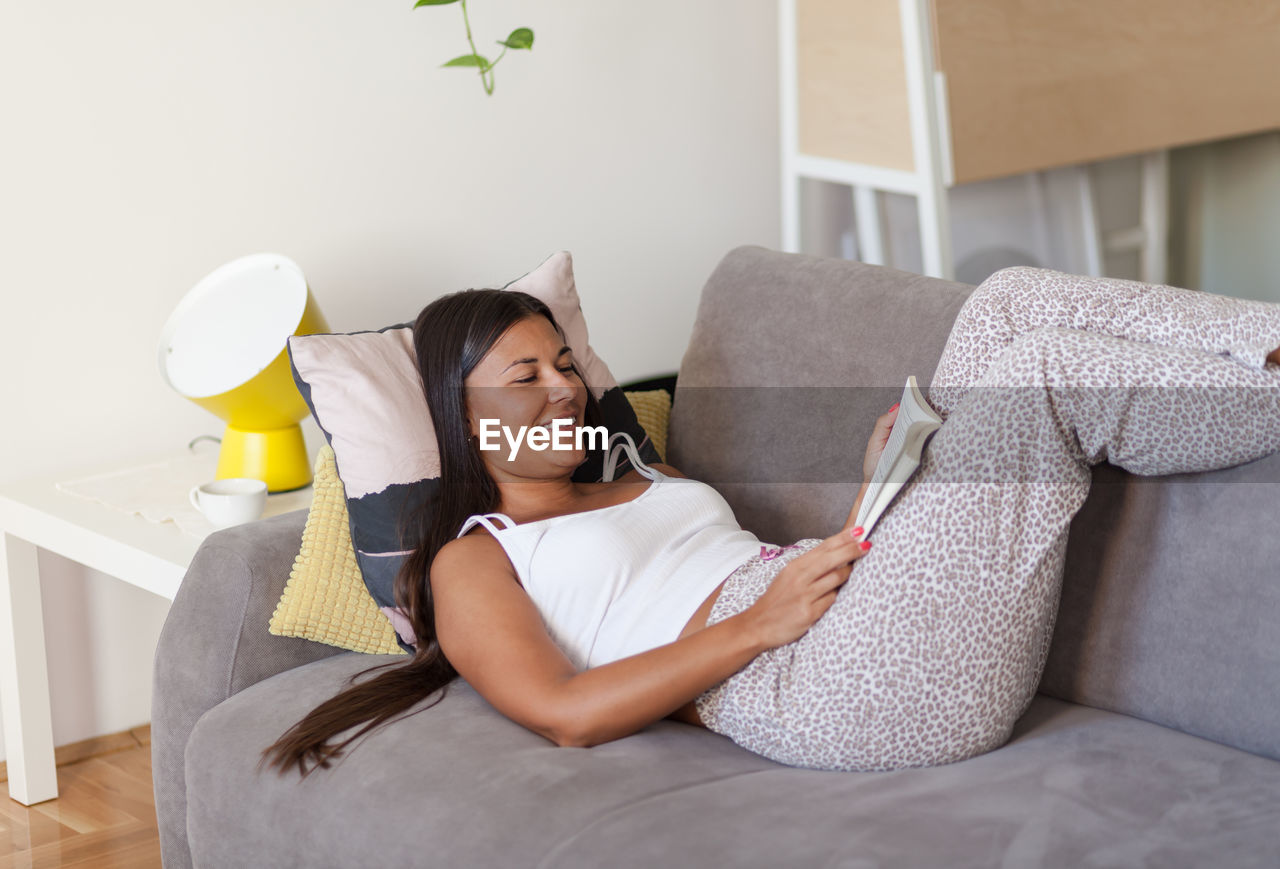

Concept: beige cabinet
[[782, 0, 1280, 279]]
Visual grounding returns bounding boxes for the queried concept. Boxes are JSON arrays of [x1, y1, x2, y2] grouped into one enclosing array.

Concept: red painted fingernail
[[850, 526, 864, 538], [889, 402, 900, 412], [859, 540, 872, 551]]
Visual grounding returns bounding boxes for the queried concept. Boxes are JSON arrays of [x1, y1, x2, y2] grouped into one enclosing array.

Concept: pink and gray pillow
[[287, 251, 659, 653]]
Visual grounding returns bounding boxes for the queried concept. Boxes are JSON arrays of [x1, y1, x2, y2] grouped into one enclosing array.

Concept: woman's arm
[[552, 616, 768, 746], [432, 533, 769, 747], [433, 527, 867, 748]]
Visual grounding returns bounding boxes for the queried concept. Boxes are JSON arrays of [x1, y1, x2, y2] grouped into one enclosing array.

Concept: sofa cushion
[[185, 654, 1280, 868], [185, 654, 775, 868], [667, 246, 973, 557], [1048, 456, 1280, 761]]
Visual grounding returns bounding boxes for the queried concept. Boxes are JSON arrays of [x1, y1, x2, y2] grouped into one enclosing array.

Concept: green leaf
[[441, 53, 491, 70], [498, 28, 534, 50], [414, 0, 461, 6]]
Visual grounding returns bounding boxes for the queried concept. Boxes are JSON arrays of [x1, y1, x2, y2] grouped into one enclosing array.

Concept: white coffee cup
[[189, 478, 268, 529]]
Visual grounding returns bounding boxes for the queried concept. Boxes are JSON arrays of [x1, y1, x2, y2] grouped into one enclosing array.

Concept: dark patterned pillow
[[287, 251, 659, 653]]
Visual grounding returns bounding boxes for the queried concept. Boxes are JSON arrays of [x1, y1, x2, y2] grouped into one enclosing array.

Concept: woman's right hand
[[740, 529, 871, 650]]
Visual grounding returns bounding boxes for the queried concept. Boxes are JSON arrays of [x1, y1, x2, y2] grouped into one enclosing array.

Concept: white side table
[[0, 454, 311, 805]]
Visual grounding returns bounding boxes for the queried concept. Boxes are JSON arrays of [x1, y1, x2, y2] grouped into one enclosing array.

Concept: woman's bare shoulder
[[434, 529, 508, 574], [651, 462, 688, 479], [433, 532, 527, 593]]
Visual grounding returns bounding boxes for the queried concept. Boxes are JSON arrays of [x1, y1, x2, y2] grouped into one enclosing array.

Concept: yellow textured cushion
[[270, 390, 673, 654], [622, 389, 671, 462], [269, 445, 405, 655]]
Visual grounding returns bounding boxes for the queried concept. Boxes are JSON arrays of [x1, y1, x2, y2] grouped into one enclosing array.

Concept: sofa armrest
[[151, 508, 347, 869]]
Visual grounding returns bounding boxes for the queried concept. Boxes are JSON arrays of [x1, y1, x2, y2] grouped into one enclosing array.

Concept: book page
[[866, 377, 938, 488], [855, 376, 942, 532]]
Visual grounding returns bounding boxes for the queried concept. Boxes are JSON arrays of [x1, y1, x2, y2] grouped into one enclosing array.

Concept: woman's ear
[[459, 391, 474, 439]]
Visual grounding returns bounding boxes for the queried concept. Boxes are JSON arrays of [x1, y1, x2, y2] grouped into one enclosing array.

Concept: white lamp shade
[[160, 253, 311, 400]]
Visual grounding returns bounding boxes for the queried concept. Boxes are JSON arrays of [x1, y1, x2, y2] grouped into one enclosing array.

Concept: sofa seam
[[194, 541, 257, 702]]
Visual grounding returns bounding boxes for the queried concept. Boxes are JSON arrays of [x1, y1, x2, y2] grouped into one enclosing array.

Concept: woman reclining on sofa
[[261, 268, 1280, 776]]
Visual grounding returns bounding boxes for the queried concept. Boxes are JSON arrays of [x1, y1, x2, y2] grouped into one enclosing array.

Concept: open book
[[853, 376, 943, 538]]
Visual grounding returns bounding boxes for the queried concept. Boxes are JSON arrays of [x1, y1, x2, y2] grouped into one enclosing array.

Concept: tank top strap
[[602, 431, 658, 483], [456, 512, 518, 539]]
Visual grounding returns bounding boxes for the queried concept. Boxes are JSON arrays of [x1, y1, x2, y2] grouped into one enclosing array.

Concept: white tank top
[[457, 432, 766, 670]]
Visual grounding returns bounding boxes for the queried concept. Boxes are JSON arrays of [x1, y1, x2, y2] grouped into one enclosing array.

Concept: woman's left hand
[[862, 403, 899, 482]]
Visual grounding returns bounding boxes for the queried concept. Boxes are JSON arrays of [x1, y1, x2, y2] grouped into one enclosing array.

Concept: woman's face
[[463, 314, 589, 479]]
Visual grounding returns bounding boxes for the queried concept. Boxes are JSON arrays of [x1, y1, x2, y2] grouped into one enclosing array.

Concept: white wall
[[0, 0, 780, 760]]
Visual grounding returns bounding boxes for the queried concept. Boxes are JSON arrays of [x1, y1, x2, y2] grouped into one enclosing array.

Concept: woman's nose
[[547, 366, 577, 393], [546, 384, 575, 404]]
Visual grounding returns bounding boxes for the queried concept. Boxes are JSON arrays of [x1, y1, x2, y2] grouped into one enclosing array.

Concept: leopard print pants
[[693, 267, 1280, 772]]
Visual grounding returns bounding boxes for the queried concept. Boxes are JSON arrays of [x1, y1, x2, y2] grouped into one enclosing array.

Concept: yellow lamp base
[[216, 424, 312, 493]]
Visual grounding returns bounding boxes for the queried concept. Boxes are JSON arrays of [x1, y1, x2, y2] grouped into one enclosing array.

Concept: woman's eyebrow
[[500, 346, 572, 373]]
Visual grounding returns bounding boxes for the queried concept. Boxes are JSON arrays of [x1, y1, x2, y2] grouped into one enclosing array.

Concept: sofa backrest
[[668, 245, 1280, 761], [669, 246, 972, 544]]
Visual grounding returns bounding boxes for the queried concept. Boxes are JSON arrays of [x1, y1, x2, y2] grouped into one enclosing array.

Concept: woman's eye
[[514, 365, 574, 384]]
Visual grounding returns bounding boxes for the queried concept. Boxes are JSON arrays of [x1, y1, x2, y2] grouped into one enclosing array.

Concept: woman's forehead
[[472, 316, 567, 378], [490, 317, 562, 356]]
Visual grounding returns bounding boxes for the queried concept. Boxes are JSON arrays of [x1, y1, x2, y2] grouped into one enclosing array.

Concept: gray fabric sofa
[[152, 246, 1280, 868]]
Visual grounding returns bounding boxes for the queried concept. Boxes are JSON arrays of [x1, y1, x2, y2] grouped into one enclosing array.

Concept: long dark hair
[[259, 289, 603, 778]]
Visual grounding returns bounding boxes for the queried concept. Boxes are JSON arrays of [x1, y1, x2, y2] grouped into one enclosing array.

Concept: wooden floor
[[0, 727, 160, 868]]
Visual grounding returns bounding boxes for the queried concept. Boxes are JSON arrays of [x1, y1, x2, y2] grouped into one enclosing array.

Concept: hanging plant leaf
[[413, 0, 461, 6], [442, 53, 491, 70], [498, 28, 534, 50]]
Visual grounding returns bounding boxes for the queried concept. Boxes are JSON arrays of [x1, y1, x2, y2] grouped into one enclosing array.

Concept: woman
[[262, 268, 1280, 777]]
